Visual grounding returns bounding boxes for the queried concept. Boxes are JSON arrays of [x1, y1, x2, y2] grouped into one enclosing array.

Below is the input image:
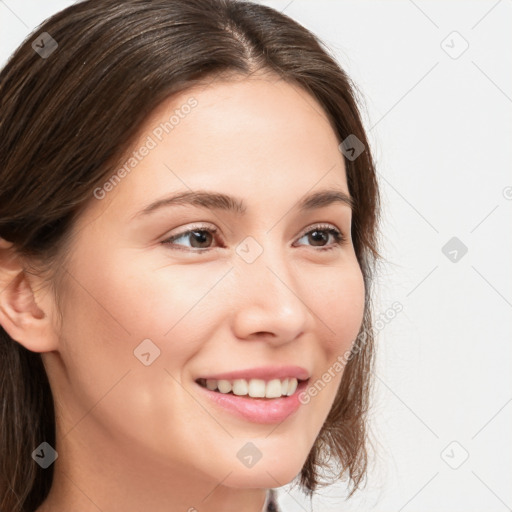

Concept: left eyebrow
[[298, 189, 354, 212], [132, 188, 354, 220]]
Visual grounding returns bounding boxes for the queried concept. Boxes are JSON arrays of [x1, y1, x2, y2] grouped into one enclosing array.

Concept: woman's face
[[43, 75, 365, 492]]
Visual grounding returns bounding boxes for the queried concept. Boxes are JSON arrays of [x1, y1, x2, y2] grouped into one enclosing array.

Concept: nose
[[230, 242, 310, 345]]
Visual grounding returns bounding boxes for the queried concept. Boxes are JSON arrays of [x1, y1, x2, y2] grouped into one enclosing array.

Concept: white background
[[1, 1, 511, 511]]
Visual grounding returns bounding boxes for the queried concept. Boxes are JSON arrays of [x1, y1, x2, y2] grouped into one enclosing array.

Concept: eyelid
[[295, 222, 344, 240], [167, 222, 215, 236], [293, 222, 347, 251], [161, 222, 219, 248]]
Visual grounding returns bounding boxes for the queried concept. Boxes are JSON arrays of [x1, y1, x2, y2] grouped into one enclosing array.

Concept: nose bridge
[[230, 235, 309, 340]]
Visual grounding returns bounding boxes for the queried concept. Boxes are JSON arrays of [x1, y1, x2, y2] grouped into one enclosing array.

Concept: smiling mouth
[[195, 377, 308, 399]]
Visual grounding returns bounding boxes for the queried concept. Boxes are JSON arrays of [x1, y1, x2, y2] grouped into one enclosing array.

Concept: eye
[[294, 224, 346, 251], [161, 224, 220, 252]]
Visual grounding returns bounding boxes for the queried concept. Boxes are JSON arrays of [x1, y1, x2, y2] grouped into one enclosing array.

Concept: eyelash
[[161, 223, 347, 253]]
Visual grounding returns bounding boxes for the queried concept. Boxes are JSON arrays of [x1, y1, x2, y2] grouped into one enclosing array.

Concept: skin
[[0, 73, 365, 512]]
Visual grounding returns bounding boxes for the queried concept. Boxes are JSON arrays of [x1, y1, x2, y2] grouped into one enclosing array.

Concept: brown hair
[[0, 1, 381, 510]]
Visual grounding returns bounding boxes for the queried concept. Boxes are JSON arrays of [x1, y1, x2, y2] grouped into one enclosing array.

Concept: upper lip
[[196, 365, 311, 382]]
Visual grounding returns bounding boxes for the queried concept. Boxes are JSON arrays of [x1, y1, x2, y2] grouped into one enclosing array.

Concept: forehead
[[130, 75, 345, 179], [81, 75, 350, 226]]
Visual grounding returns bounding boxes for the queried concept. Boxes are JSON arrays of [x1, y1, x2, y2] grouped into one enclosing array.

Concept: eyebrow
[[133, 188, 354, 219]]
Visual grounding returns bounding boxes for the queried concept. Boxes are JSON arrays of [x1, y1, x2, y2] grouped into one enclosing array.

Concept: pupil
[[310, 230, 327, 246], [191, 230, 211, 248]]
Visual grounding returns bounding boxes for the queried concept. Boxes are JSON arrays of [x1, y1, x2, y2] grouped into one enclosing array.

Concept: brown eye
[[162, 227, 218, 250], [308, 229, 329, 246], [295, 225, 345, 251]]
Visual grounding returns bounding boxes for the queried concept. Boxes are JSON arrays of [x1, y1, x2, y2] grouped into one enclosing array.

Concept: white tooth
[[266, 379, 283, 398], [217, 380, 232, 393], [206, 379, 217, 391], [280, 378, 289, 396], [232, 379, 248, 396], [248, 379, 266, 398], [286, 378, 298, 396]]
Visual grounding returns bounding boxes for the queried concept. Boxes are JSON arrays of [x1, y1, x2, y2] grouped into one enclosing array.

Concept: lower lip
[[195, 380, 309, 424]]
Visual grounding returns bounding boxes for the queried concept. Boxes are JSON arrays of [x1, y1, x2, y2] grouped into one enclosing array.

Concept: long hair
[[0, 1, 381, 510]]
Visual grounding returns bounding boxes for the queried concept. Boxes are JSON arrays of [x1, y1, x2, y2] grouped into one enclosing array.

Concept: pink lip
[[195, 379, 309, 424], [197, 365, 311, 381]]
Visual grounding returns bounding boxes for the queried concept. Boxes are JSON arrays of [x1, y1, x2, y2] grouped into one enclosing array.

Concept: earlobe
[[0, 244, 58, 353]]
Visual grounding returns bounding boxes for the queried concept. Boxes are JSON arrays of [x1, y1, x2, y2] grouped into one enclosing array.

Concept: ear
[[0, 238, 59, 352]]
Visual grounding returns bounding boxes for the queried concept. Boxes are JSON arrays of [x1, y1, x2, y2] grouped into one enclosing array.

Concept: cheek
[[53, 256, 226, 455], [314, 261, 365, 355], [63, 252, 218, 340], [122, 260, 232, 346], [300, 262, 365, 407]]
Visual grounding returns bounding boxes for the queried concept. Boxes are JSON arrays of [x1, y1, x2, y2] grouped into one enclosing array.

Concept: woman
[[0, 1, 381, 511]]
